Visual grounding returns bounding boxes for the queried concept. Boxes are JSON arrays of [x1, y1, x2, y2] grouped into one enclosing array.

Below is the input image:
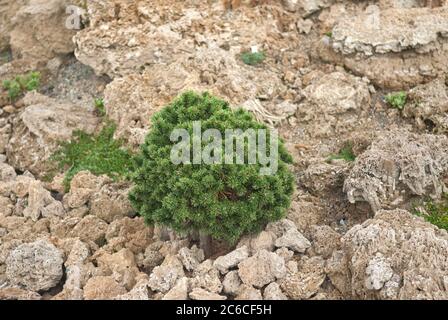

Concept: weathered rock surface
[[344, 130, 448, 211], [296, 71, 371, 138], [9, 0, 77, 61], [320, 7, 448, 89], [83, 276, 127, 300], [280, 256, 326, 299], [7, 93, 99, 177], [214, 246, 250, 274], [275, 228, 311, 253], [6, 239, 63, 292], [330, 209, 448, 299], [403, 78, 448, 134], [238, 250, 287, 288], [148, 255, 185, 293], [263, 282, 288, 300]]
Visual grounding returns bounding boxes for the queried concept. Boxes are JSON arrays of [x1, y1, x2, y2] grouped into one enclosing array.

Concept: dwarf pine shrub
[[129, 91, 294, 244]]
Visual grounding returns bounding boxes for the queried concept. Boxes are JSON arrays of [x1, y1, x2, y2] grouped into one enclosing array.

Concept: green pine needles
[[52, 122, 134, 191], [129, 91, 295, 244]]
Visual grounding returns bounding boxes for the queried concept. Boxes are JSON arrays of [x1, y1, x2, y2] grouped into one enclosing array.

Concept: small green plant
[[241, 51, 265, 66], [385, 91, 407, 110], [94, 98, 106, 117], [51, 122, 134, 191], [129, 91, 294, 245], [412, 195, 448, 231], [325, 31, 333, 38], [327, 143, 356, 162], [2, 71, 40, 101]]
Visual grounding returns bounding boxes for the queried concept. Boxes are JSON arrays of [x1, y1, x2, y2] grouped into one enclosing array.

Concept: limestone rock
[[238, 231, 276, 254], [213, 245, 250, 274], [238, 250, 287, 288], [7, 93, 99, 177], [83, 276, 127, 300], [68, 215, 108, 247], [115, 278, 151, 300], [309, 225, 341, 259], [23, 180, 65, 221], [178, 245, 205, 272], [148, 255, 185, 293], [296, 71, 371, 138], [96, 248, 140, 290], [338, 209, 448, 299], [6, 239, 64, 291], [344, 130, 448, 212], [90, 182, 135, 223], [9, 0, 77, 61], [321, 7, 448, 89], [190, 260, 222, 294], [222, 270, 242, 296], [275, 228, 311, 253], [163, 277, 189, 300], [263, 282, 288, 300], [403, 78, 448, 134], [235, 285, 262, 300], [280, 256, 326, 299]]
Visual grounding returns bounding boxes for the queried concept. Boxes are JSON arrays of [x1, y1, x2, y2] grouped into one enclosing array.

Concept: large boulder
[[327, 209, 448, 299], [319, 7, 448, 89], [7, 93, 99, 178], [344, 129, 448, 212], [296, 71, 371, 138], [403, 78, 448, 134], [9, 0, 78, 61], [0, 0, 26, 52]]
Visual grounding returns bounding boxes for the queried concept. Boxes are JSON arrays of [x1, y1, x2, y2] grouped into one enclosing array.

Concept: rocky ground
[[0, 0, 447, 300]]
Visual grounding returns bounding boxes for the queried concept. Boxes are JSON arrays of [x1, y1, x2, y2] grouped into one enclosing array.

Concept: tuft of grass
[[385, 91, 407, 110], [51, 122, 134, 191], [2, 71, 40, 101], [327, 143, 356, 162], [94, 98, 106, 117], [241, 51, 265, 66], [325, 31, 333, 38], [412, 195, 448, 231]]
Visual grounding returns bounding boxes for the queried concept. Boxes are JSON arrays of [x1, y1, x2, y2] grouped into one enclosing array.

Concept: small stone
[[275, 228, 311, 253], [163, 277, 189, 300], [235, 285, 262, 300], [178, 245, 204, 272], [222, 270, 241, 296], [148, 255, 185, 293], [263, 282, 288, 300], [238, 250, 286, 288], [213, 246, 249, 274], [3, 105, 16, 113], [83, 276, 127, 300]]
